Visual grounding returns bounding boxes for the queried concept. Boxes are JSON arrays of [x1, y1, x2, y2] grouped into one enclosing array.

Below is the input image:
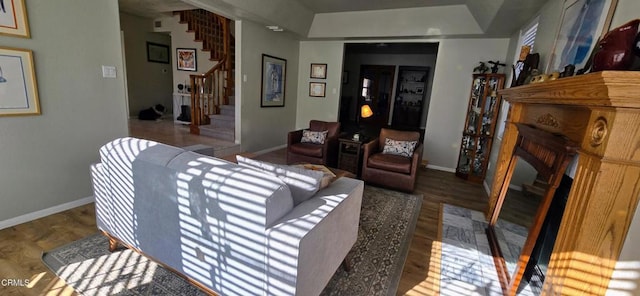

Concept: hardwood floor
[[0, 122, 492, 296]]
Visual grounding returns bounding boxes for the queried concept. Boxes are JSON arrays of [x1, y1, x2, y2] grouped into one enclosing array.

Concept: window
[[497, 17, 539, 140]]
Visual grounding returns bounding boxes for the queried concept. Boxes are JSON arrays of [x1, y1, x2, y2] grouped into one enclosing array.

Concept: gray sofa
[[90, 137, 364, 296]]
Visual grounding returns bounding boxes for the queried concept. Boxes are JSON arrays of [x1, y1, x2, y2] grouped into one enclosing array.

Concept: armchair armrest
[[362, 137, 380, 160], [410, 143, 424, 175], [288, 129, 304, 146]]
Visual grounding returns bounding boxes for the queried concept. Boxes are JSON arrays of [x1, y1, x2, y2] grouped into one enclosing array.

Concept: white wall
[[426, 38, 510, 170], [120, 13, 173, 117], [153, 15, 217, 94], [0, 0, 128, 224], [238, 20, 300, 151], [295, 41, 345, 129]]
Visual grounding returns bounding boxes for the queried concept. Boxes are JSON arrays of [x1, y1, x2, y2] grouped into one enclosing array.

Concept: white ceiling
[[118, 0, 547, 38]]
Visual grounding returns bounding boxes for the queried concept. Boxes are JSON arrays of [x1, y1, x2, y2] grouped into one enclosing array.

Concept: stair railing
[[177, 9, 232, 135]]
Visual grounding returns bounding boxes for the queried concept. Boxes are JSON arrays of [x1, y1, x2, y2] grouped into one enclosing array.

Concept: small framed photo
[[0, 0, 30, 38], [177, 48, 197, 71], [416, 86, 424, 94], [0, 47, 40, 116], [146, 42, 170, 64], [310, 63, 327, 79], [309, 82, 326, 97]]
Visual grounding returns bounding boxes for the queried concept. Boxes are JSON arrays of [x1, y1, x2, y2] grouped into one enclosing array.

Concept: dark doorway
[[358, 65, 395, 131], [339, 42, 438, 139]]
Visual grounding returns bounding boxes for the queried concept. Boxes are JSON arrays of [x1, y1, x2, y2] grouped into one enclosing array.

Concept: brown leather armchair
[[361, 128, 423, 192], [287, 120, 341, 167]]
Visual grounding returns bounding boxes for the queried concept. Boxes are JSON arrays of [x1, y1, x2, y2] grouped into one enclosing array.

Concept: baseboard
[[0, 196, 95, 230], [426, 164, 456, 173], [253, 144, 287, 155]]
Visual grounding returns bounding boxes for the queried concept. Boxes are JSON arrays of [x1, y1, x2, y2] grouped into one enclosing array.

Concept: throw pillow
[[236, 155, 325, 206], [300, 129, 328, 144], [382, 138, 418, 158]]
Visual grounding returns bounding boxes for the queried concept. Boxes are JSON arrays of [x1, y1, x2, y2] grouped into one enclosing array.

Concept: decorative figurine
[[488, 60, 506, 73], [473, 62, 489, 74]]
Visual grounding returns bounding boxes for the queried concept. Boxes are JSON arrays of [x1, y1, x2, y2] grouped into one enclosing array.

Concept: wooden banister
[[176, 9, 234, 135]]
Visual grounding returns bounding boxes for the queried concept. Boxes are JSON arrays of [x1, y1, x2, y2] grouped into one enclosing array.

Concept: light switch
[[102, 65, 117, 78]]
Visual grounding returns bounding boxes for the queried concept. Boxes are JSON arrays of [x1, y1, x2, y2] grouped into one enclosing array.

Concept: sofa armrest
[[265, 177, 364, 296], [288, 129, 303, 147], [91, 163, 112, 232]]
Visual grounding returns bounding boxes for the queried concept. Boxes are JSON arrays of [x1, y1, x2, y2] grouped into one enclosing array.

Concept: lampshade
[[361, 104, 373, 118]]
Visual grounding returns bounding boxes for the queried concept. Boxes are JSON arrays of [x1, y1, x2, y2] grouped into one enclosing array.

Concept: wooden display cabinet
[[455, 73, 505, 183]]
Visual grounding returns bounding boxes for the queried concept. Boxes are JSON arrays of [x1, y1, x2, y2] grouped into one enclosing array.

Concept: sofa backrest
[[95, 137, 294, 295]]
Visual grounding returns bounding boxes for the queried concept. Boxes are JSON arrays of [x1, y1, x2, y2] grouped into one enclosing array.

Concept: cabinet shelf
[[455, 73, 505, 183]]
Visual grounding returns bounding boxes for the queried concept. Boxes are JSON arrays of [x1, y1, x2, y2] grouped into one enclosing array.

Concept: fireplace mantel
[[488, 71, 640, 295]]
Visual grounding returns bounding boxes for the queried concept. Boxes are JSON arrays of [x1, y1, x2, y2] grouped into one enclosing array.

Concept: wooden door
[[358, 65, 395, 130]]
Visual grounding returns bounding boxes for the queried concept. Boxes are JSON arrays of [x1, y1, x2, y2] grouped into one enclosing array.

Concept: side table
[[338, 137, 366, 177]]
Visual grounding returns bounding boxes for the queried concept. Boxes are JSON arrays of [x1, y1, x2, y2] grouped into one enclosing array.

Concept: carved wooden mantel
[[488, 71, 640, 295]]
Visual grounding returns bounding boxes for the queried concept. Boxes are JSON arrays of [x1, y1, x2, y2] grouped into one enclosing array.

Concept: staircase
[[175, 9, 235, 141]]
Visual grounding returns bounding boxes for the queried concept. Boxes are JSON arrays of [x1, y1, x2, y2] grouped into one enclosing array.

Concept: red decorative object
[[592, 19, 640, 72]]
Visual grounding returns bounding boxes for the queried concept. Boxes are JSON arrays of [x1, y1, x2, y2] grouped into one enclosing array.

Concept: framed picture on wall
[[146, 42, 170, 64], [309, 82, 326, 97], [0, 47, 40, 116], [310, 63, 327, 79], [261, 54, 286, 107], [177, 48, 197, 71], [546, 0, 618, 73], [0, 0, 30, 38]]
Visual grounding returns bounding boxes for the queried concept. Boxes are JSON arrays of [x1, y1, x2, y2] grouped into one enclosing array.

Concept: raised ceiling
[[118, 0, 547, 38]]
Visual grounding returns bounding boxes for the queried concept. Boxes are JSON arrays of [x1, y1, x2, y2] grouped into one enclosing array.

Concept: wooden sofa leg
[[108, 237, 120, 252], [342, 254, 353, 272]]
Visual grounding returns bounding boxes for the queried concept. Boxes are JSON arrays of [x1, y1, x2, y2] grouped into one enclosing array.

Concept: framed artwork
[[177, 48, 197, 71], [146, 42, 170, 64], [309, 82, 326, 97], [0, 47, 40, 116], [342, 71, 349, 84], [546, 0, 618, 73], [0, 0, 30, 38], [261, 54, 286, 107], [310, 63, 327, 79]]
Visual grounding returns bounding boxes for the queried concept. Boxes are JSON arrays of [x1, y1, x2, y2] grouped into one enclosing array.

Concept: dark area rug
[[42, 186, 422, 296]]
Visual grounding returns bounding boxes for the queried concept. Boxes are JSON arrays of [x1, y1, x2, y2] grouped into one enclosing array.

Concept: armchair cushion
[[237, 155, 325, 205], [301, 129, 328, 144], [382, 138, 418, 158], [289, 142, 324, 157], [367, 153, 413, 174]]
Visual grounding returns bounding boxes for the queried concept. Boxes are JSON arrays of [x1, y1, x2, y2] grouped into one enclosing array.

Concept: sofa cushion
[[301, 129, 328, 144], [289, 142, 323, 157], [367, 153, 413, 174], [382, 138, 417, 158], [236, 155, 325, 205]]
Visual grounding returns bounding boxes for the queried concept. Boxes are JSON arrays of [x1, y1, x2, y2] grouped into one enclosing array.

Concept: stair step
[[219, 105, 235, 116], [208, 114, 234, 128], [199, 126, 234, 141]]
